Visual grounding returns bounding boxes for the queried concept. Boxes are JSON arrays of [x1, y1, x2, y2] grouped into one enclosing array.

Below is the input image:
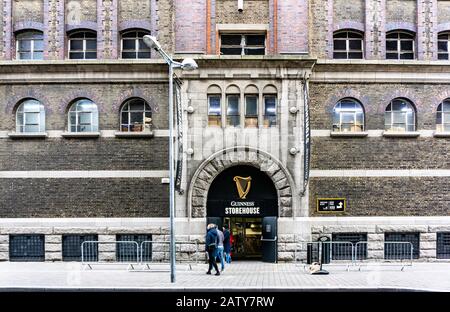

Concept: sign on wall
[[316, 198, 346, 213]]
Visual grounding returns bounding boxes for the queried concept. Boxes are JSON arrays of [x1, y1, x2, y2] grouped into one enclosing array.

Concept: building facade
[[0, 0, 450, 262]]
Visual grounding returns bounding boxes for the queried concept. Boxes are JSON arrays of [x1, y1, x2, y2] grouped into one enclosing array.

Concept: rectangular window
[[9, 235, 45, 262], [220, 34, 266, 56], [226, 95, 240, 127], [116, 234, 152, 262], [332, 233, 367, 260], [62, 234, 98, 262], [245, 95, 258, 127], [384, 232, 419, 260], [263, 95, 276, 127], [208, 95, 222, 127], [437, 232, 450, 259]]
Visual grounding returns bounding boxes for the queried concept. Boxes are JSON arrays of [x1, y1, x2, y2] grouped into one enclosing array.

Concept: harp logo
[[233, 176, 252, 199]]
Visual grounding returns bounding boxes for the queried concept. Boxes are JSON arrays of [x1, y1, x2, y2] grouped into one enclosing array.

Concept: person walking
[[216, 225, 225, 272], [223, 224, 232, 264], [205, 223, 220, 275]]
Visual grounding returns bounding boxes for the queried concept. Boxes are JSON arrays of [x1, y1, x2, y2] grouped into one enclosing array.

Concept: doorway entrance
[[224, 217, 262, 260]]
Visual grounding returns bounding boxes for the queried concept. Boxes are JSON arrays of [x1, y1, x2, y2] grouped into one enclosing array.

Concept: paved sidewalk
[[0, 261, 449, 291]]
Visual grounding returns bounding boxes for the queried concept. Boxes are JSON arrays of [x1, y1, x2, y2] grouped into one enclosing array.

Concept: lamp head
[[143, 35, 161, 51], [181, 58, 198, 71]]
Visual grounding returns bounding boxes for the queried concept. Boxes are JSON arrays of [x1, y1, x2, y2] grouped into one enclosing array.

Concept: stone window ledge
[[7, 132, 48, 139], [433, 131, 450, 138], [114, 131, 154, 138], [61, 132, 100, 138], [382, 131, 420, 138], [330, 131, 368, 137]]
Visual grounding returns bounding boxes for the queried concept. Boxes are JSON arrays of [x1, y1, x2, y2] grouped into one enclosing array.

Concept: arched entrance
[[207, 165, 279, 262]]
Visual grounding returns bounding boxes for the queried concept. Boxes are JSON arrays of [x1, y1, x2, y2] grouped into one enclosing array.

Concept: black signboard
[[207, 165, 278, 217], [317, 198, 346, 213]]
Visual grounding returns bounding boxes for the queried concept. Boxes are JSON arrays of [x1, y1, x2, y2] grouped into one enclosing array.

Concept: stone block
[[45, 235, 62, 243], [0, 252, 8, 261], [0, 245, 8, 252], [376, 225, 428, 233], [179, 244, 197, 252], [0, 227, 53, 235], [420, 233, 436, 241], [45, 252, 62, 261], [367, 250, 384, 260], [428, 225, 450, 232], [0, 235, 8, 244], [324, 225, 375, 233], [420, 241, 436, 250], [278, 234, 295, 243], [367, 233, 384, 241], [311, 226, 323, 234], [277, 252, 294, 261], [98, 244, 116, 252], [98, 252, 116, 262], [98, 235, 116, 242], [189, 235, 205, 243], [45, 244, 62, 252], [367, 241, 384, 250], [53, 227, 109, 234], [420, 249, 436, 258]]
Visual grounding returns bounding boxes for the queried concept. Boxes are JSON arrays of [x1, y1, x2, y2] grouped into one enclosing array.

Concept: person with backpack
[[205, 223, 220, 275]]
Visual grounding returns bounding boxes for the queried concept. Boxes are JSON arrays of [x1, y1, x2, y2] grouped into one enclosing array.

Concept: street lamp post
[[143, 35, 198, 283]]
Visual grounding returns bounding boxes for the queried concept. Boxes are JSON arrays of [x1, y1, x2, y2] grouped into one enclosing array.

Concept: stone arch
[[188, 147, 295, 218]]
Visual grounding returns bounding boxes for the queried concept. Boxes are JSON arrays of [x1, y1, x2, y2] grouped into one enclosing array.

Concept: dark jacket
[[223, 229, 231, 253], [205, 228, 219, 252]]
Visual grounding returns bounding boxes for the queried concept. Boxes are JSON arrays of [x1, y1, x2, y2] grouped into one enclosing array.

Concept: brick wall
[[438, 0, 450, 25], [0, 178, 169, 218], [334, 0, 365, 25], [118, 0, 151, 22], [309, 82, 446, 130], [175, 0, 205, 53], [309, 0, 329, 58], [157, 0, 175, 54], [215, 0, 269, 24], [312, 137, 450, 170], [309, 177, 450, 216], [278, 0, 308, 54], [0, 138, 168, 171], [13, 0, 44, 24], [386, 0, 416, 25], [0, 83, 169, 130]]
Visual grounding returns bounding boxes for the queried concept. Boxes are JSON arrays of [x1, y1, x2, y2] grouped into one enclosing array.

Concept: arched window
[[245, 85, 259, 128], [121, 29, 151, 59], [16, 30, 44, 60], [16, 99, 45, 133], [332, 98, 364, 132], [438, 32, 450, 60], [68, 30, 97, 59], [386, 31, 415, 60], [263, 85, 278, 127], [333, 30, 364, 59], [120, 98, 152, 132], [226, 85, 240, 127], [68, 99, 98, 133], [385, 98, 416, 132], [437, 99, 450, 132]]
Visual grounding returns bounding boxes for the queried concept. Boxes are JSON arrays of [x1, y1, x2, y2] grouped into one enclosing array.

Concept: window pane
[[221, 35, 242, 45], [386, 53, 398, 59], [400, 33, 413, 39], [334, 32, 347, 38], [347, 32, 362, 39], [121, 112, 129, 124], [70, 40, 83, 51], [392, 111, 405, 123], [17, 113, 24, 130], [18, 40, 31, 51], [333, 40, 346, 50], [355, 112, 364, 126], [86, 40, 97, 50], [400, 40, 413, 51], [246, 96, 258, 116], [444, 112, 450, 122], [349, 39, 362, 50], [69, 52, 84, 59], [438, 34, 448, 40], [123, 31, 137, 38], [32, 52, 43, 60], [438, 53, 449, 60], [348, 52, 363, 59], [386, 33, 397, 39], [24, 125, 39, 132], [137, 52, 151, 58], [332, 111, 340, 125], [122, 39, 136, 50], [443, 102, 450, 111], [85, 52, 97, 59], [246, 35, 265, 46], [386, 40, 398, 51], [129, 100, 145, 111], [85, 32, 96, 39], [333, 52, 348, 59], [392, 100, 406, 111], [438, 41, 448, 52], [339, 100, 355, 110], [25, 112, 39, 125], [122, 52, 136, 59], [385, 112, 391, 126], [264, 96, 276, 116], [69, 113, 76, 130], [227, 96, 239, 115], [221, 48, 242, 55], [33, 39, 44, 51], [400, 53, 414, 59], [244, 48, 265, 55], [78, 112, 92, 125], [130, 112, 143, 124], [341, 113, 355, 124], [209, 96, 221, 115], [19, 52, 32, 60]]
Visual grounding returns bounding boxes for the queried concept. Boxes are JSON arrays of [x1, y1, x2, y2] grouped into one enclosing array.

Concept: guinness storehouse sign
[[207, 166, 278, 217]]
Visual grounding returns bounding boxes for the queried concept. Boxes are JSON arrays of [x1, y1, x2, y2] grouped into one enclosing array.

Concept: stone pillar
[[2, 0, 12, 60], [98, 235, 116, 262], [45, 235, 62, 261], [98, 0, 118, 59], [420, 232, 436, 260], [365, 0, 386, 60], [417, 0, 437, 60], [44, 0, 65, 60], [367, 233, 384, 260], [0, 235, 9, 261]]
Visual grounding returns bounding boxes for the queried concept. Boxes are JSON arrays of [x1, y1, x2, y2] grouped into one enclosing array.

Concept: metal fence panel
[[9, 235, 45, 262], [437, 232, 450, 259], [384, 232, 419, 259], [116, 235, 152, 262]]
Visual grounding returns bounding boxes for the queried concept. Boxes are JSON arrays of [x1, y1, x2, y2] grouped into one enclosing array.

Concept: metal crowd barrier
[[295, 240, 414, 271], [80, 240, 200, 271]]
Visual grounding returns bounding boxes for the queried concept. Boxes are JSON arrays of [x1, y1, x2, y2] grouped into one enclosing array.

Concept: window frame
[[332, 30, 364, 59], [386, 30, 415, 60], [437, 99, 450, 132], [332, 98, 365, 132], [120, 98, 152, 132], [68, 30, 97, 60], [207, 94, 222, 127], [438, 32, 450, 60], [244, 94, 259, 128], [120, 29, 151, 59], [15, 30, 44, 60], [220, 33, 266, 56], [263, 94, 277, 127], [384, 98, 416, 132], [68, 99, 99, 133], [226, 94, 240, 127], [16, 99, 46, 133]]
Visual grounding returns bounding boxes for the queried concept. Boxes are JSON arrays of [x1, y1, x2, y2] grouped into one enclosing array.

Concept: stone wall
[[0, 178, 169, 218], [118, 0, 151, 22], [333, 0, 365, 25], [386, 0, 416, 25], [438, 0, 450, 25], [66, 0, 97, 25], [309, 177, 450, 216], [309, 0, 329, 58], [13, 0, 44, 24], [215, 0, 270, 25]]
